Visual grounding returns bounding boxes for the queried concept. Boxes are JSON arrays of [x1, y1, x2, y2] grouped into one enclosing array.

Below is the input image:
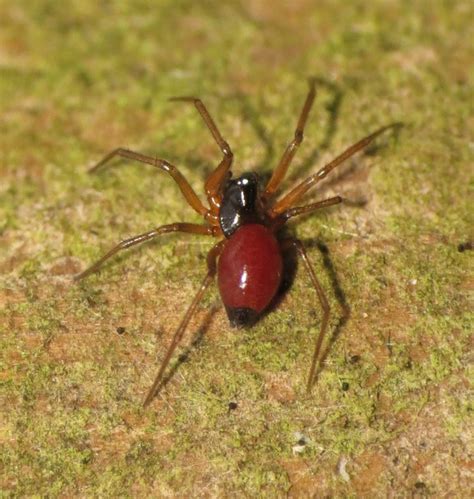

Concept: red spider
[[75, 81, 393, 407]]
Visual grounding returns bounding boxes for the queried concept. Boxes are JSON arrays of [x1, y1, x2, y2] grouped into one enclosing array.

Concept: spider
[[75, 80, 394, 407]]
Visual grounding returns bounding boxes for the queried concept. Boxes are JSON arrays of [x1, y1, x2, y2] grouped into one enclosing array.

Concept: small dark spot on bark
[[415, 481, 427, 490], [86, 296, 97, 307], [458, 241, 473, 252], [350, 354, 360, 364]]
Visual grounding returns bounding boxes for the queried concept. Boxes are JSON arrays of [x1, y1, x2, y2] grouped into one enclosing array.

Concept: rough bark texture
[[1, 1, 472, 496]]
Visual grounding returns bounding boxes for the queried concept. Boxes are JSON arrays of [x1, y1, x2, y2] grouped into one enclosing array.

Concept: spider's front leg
[[270, 196, 343, 232], [271, 124, 397, 215], [263, 79, 317, 200], [88, 148, 210, 217], [169, 96, 234, 215]]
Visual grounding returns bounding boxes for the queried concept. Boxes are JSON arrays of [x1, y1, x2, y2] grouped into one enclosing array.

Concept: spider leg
[[169, 97, 234, 214], [89, 148, 209, 217], [283, 238, 330, 392], [143, 240, 225, 407], [271, 124, 397, 215], [263, 79, 317, 199], [74, 223, 217, 281], [271, 196, 343, 231]]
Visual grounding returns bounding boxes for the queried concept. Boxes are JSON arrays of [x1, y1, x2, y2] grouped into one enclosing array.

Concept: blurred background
[[1, 1, 472, 496]]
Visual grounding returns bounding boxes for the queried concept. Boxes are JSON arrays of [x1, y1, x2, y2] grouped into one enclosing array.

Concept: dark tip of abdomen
[[226, 306, 259, 329]]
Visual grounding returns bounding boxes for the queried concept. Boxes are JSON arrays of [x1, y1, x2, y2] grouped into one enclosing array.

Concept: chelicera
[[75, 81, 393, 407]]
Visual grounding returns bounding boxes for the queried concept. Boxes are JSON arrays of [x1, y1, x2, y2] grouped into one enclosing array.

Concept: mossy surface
[[1, 1, 472, 496]]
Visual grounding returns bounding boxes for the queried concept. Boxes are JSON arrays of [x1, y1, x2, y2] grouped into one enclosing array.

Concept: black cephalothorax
[[219, 172, 265, 238]]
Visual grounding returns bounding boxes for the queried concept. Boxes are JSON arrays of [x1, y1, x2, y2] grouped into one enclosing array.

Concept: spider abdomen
[[217, 224, 283, 328]]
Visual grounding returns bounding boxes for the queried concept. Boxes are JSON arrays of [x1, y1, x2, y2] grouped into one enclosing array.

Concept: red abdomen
[[217, 224, 283, 327]]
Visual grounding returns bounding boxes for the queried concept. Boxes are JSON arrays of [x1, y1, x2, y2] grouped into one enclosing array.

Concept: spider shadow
[[303, 238, 350, 383], [292, 120, 403, 207], [148, 302, 221, 399], [261, 229, 350, 385], [229, 91, 275, 181]]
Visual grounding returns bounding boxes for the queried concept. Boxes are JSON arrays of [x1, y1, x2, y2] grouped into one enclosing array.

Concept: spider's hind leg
[[143, 239, 225, 407], [282, 238, 331, 391]]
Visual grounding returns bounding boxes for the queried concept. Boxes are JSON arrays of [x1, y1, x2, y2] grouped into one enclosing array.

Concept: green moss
[[1, 0, 472, 496]]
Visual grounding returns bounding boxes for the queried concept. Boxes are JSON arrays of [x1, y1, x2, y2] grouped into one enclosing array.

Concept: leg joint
[[222, 143, 233, 158], [294, 130, 303, 144]]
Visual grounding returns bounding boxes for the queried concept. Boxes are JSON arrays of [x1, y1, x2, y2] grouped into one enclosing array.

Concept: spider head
[[219, 172, 265, 238]]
